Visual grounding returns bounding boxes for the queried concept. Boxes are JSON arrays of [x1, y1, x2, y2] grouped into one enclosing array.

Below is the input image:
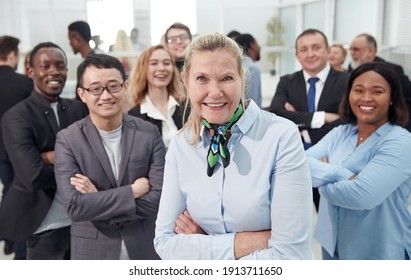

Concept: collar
[[303, 63, 331, 84], [0, 65, 15, 72], [350, 121, 393, 138], [140, 95, 178, 116], [31, 90, 61, 108], [199, 99, 259, 142], [243, 55, 253, 62]]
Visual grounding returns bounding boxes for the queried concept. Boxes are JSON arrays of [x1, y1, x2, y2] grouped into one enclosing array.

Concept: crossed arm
[[175, 210, 271, 259], [70, 173, 150, 199]]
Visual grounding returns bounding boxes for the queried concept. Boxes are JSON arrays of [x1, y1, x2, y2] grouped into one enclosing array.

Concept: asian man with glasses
[[54, 53, 166, 260]]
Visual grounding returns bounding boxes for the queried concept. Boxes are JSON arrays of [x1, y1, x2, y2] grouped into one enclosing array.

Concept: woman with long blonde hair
[[128, 44, 183, 148]]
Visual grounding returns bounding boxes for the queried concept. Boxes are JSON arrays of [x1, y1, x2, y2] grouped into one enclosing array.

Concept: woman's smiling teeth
[[99, 102, 115, 107], [205, 103, 225, 107], [359, 105, 375, 111]]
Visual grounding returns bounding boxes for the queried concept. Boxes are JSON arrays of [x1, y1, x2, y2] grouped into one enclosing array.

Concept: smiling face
[[183, 49, 242, 125], [147, 49, 174, 90], [166, 28, 191, 61], [349, 36, 375, 70], [349, 70, 391, 128], [328, 45, 346, 68], [296, 32, 329, 76], [78, 66, 127, 129], [28, 47, 67, 102]]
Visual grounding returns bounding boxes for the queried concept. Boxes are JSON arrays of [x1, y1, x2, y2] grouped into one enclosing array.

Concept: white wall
[[1, 0, 410, 84]]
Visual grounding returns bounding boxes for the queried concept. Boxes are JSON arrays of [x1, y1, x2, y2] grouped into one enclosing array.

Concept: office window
[[303, 1, 324, 31], [278, 6, 297, 75], [150, 0, 196, 45], [87, 0, 134, 52]]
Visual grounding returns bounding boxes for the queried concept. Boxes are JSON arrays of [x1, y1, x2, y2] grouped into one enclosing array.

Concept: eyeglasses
[[349, 46, 367, 52], [167, 34, 190, 44], [81, 83, 124, 96]]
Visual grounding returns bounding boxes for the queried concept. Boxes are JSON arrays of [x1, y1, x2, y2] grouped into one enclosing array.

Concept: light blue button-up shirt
[[154, 100, 313, 259], [243, 56, 262, 108], [307, 122, 411, 259]]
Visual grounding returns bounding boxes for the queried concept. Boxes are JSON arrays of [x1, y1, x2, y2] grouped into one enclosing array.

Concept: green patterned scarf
[[201, 103, 244, 177]]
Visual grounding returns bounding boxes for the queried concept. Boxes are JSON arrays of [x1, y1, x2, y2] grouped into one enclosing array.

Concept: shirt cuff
[[311, 111, 325, 129], [212, 232, 236, 259], [301, 130, 311, 144]]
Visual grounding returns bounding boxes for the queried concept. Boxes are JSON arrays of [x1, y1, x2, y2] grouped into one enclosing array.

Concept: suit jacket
[[0, 66, 33, 160], [349, 57, 411, 131], [0, 92, 88, 241], [128, 104, 184, 134], [269, 67, 349, 144], [54, 114, 166, 260]]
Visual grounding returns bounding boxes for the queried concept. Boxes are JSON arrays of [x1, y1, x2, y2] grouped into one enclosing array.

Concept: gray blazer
[[54, 114, 166, 260]]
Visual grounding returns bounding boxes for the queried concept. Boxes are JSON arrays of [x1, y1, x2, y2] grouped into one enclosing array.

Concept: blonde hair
[[330, 43, 347, 60], [111, 29, 135, 73], [128, 44, 182, 106], [181, 32, 245, 144]]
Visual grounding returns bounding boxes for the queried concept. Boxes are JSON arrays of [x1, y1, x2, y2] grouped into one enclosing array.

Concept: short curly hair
[[68, 21, 91, 42]]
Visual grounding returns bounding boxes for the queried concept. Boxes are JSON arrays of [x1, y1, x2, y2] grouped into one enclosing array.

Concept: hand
[[284, 102, 296, 112], [325, 112, 340, 123], [40, 151, 55, 165], [175, 210, 206, 235], [70, 173, 98, 193], [320, 157, 329, 163], [234, 230, 271, 259], [131, 177, 150, 198]]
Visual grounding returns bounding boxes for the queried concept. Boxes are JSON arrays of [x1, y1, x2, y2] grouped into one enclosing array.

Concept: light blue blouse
[[154, 100, 313, 259], [243, 56, 262, 108], [306, 122, 411, 259]]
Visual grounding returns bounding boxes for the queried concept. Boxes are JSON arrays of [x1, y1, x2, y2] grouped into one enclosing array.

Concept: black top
[[0, 65, 33, 160], [128, 103, 184, 135], [175, 60, 185, 72]]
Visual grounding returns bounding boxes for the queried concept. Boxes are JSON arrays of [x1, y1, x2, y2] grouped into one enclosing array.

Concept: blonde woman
[[328, 44, 347, 72], [128, 45, 183, 148], [110, 29, 135, 74], [154, 33, 313, 260]]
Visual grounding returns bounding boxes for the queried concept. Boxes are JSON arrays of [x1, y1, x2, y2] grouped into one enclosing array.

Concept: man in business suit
[[348, 33, 411, 131], [0, 36, 33, 198], [269, 29, 349, 212], [0, 42, 88, 259], [0, 35, 33, 259], [54, 53, 166, 260]]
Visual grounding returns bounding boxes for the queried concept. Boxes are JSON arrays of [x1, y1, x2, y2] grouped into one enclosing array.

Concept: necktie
[[202, 103, 244, 177], [307, 77, 319, 112]]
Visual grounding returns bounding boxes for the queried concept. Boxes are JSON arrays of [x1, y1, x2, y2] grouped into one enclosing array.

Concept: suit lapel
[[117, 116, 134, 185], [296, 71, 309, 111], [44, 109, 59, 136], [82, 116, 117, 187], [31, 94, 59, 135], [317, 68, 337, 110], [172, 105, 183, 129], [57, 100, 68, 129]]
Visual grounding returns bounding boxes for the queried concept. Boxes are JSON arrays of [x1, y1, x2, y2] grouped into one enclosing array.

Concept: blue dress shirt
[[307, 122, 411, 259], [154, 100, 313, 259], [243, 56, 262, 108]]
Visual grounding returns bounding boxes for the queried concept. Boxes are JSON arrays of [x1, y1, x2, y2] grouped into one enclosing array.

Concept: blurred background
[[1, 0, 410, 108]]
